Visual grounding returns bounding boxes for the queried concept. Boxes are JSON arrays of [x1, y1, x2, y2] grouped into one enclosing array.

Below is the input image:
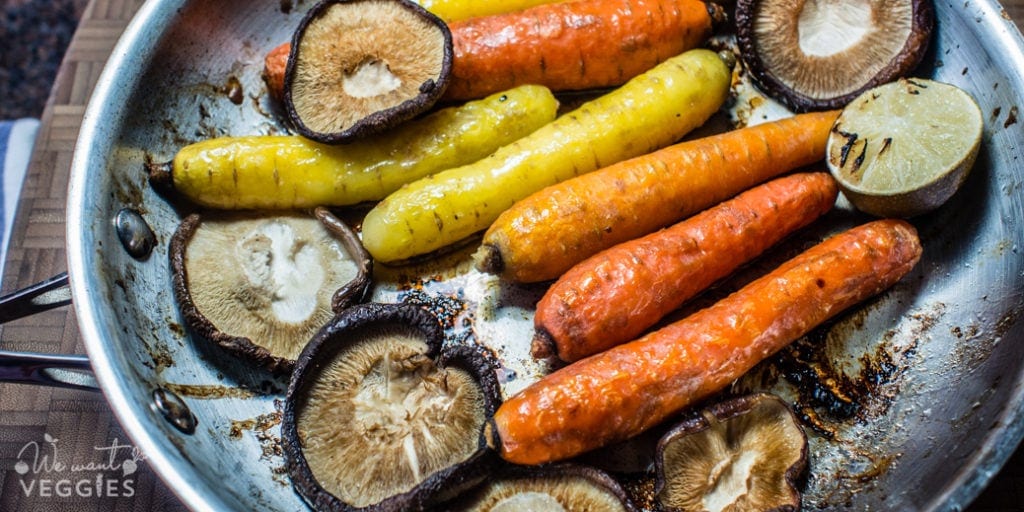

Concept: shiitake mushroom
[[284, 0, 453, 144], [283, 302, 502, 511], [450, 463, 639, 512], [735, 0, 934, 112], [170, 207, 371, 375], [654, 393, 808, 512]]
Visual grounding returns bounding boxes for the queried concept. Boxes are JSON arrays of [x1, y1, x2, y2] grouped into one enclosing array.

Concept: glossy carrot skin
[[533, 172, 839, 363], [443, 0, 715, 100], [477, 110, 841, 283], [262, 42, 289, 101], [491, 219, 922, 465], [262, 0, 715, 102]]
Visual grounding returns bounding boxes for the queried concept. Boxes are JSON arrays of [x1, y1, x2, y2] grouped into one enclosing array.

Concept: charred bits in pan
[[282, 302, 502, 511], [775, 313, 919, 439]]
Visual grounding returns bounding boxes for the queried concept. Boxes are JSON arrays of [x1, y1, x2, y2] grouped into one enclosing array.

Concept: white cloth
[[0, 118, 39, 280]]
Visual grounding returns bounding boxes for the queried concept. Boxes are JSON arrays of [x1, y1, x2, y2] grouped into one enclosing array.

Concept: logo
[[13, 433, 144, 498]]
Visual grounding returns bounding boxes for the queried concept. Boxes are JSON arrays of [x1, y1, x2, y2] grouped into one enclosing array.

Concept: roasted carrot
[[488, 219, 922, 465], [533, 172, 839, 363], [262, 42, 290, 101], [443, 0, 717, 101], [262, 0, 718, 102], [361, 49, 730, 264], [475, 110, 841, 283]]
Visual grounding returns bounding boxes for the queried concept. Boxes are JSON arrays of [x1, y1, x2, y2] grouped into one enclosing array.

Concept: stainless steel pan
[[3, 0, 1015, 509]]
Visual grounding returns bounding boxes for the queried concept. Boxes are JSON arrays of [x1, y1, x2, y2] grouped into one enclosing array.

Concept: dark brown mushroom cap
[[654, 393, 808, 512], [735, 0, 934, 112], [450, 463, 639, 512], [284, 0, 453, 144], [283, 302, 502, 512], [169, 208, 371, 376]]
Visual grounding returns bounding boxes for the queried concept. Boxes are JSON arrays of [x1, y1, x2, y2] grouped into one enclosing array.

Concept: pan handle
[[0, 350, 98, 391], [0, 272, 72, 322], [0, 273, 100, 391]]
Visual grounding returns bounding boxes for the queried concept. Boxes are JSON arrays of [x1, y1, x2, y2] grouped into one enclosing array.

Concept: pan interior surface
[[65, 0, 1024, 510]]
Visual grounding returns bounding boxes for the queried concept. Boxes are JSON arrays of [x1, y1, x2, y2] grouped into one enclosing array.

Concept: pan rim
[[66, 0, 232, 510]]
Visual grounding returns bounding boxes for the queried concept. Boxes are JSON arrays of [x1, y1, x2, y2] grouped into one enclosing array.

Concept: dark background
[[1, 0, 89, 118]]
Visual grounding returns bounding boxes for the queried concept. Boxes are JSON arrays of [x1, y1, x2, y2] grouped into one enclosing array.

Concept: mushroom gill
[[736, 0, 934, 111], [283, 303, 500, 511], [299, 336, 484, 505], [285, 0, 453, 143], [171, 208, 370, 374], [655, 393, 808, 512]]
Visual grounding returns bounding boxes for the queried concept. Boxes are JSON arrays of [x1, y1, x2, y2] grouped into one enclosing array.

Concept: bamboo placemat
[[0, 0, 1021, 510]]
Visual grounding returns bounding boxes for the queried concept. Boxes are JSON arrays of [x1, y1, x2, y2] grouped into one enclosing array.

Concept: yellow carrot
[[416, 0, 565, 21], [150, 85, 558, 209], [360, 49, 731, 264]]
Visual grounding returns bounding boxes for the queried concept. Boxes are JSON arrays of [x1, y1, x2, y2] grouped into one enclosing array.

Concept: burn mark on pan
[[148, 348, 175, 374], [164, 383, 257, 400], [995, 306, 1023, 338], [809, 451, 900, 508], [229, 411, 281, 446], [168, 321, 186, 338], [1004, 105, 1018, 128], [136, 319, 177, 374], [196, 102, 225, 139], [764, 302, 940, 440], [950, 303, 1024, 372], [223, 76, 244, 105], [229, 405, 288, 486]]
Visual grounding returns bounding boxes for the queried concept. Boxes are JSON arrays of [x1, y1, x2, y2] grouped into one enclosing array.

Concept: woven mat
[[0, 0, 1022, 510]]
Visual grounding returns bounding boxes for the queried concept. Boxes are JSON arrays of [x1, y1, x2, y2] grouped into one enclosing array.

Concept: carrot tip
[[716, 49, 737, 72], [472, 243, 504, 275], [146, 160, 174, 194], [530, 330, 557, 360]]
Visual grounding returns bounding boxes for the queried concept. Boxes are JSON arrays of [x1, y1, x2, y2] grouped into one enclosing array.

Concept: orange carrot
[[262, 0, 719, 102], [475, 110, 841, 283], [443, 0, 717, 100], [488, 219, 922, 465], [533, 172, 839, 363], [262, 42, 290, 101]]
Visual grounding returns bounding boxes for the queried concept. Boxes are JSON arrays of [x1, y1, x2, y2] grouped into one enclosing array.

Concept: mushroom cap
[[735, 0, 934, 112], [453, 464, 639, 512], [170, 208, 371, 375], [654, 393, 808, 512], [284, 0, 453, 144], [283, 302, 502, 511]]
